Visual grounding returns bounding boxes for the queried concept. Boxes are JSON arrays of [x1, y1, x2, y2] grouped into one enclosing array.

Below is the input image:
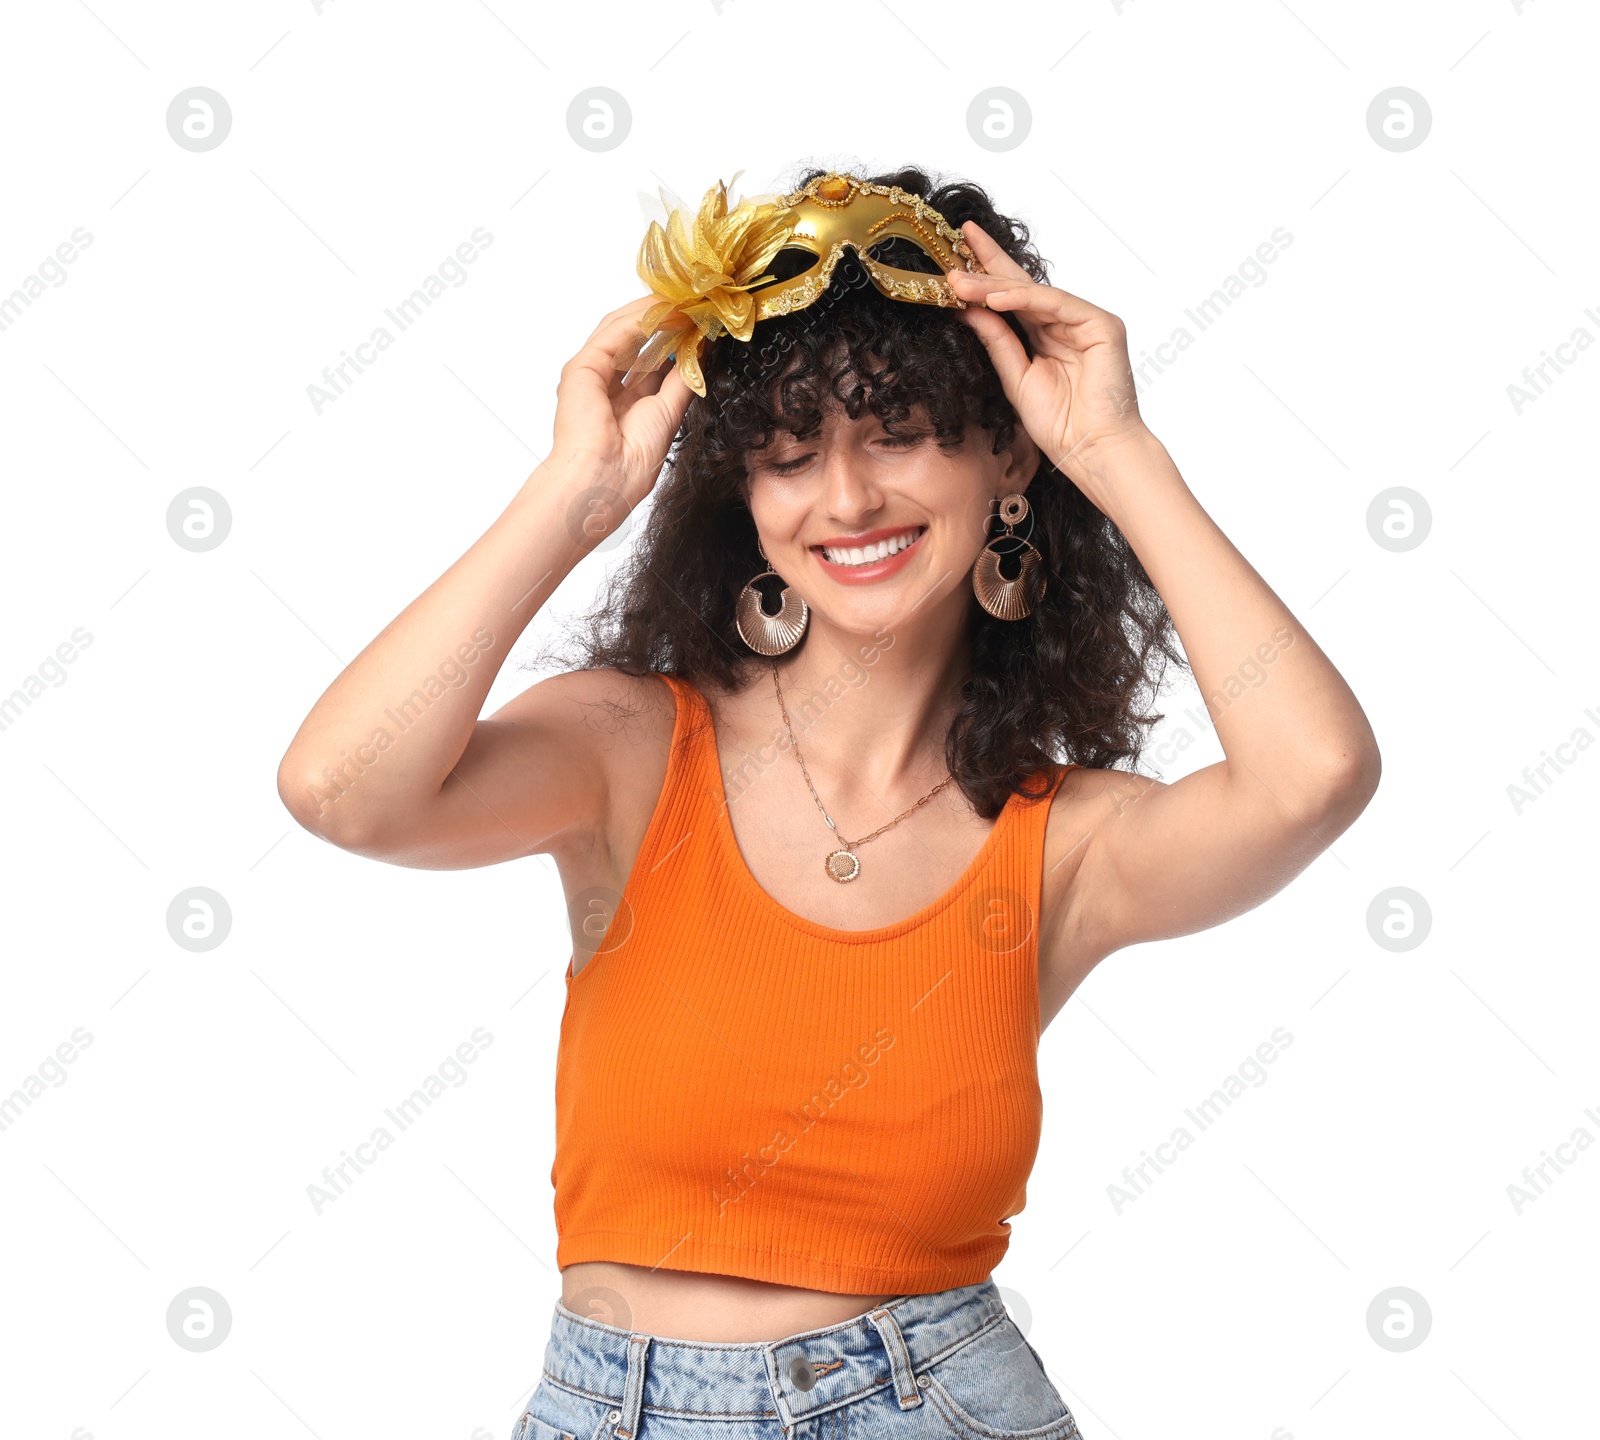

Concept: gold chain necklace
[[770, 661, 955, 884]]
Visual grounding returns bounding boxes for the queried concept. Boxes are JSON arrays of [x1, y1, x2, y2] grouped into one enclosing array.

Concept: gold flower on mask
[[620, 172, 796, 397]]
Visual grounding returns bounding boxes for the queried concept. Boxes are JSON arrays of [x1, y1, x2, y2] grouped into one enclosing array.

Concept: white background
[[1, 1, 1595, 1438]]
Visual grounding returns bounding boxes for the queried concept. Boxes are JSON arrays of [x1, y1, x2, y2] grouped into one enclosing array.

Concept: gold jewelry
[[618, 170, 984, 396], [771, 661, 954, 884], [972, 492, 1045, 620], [735, 542, 809, 655]]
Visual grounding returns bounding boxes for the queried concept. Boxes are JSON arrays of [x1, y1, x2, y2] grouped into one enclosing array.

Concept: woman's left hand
[[948, 220, 1153, 493]]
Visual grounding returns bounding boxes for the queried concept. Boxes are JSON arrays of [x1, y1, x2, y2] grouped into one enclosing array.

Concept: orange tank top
[[550, 672, 1071, 1295]]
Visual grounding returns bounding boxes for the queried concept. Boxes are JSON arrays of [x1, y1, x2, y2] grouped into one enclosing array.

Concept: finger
[[620, 364, 694, 468], [587, 293, 673, 354], [948, 268, 1105, 328], [957, 304, 1031, 397], [959, 220, 1034, 283], [654, 364, 695, 422], [615, 349, 687, 406], [618, 351, 671, 398], [593, 292, 660, 330], [569, 301, 666, 381], [593, 295, 663, 348]]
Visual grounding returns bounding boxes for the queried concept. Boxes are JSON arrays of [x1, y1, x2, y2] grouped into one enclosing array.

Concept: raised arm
[[275, 297, 693, 869], [1042, 429, 1379, 955], [947, 225, 1381, 967]]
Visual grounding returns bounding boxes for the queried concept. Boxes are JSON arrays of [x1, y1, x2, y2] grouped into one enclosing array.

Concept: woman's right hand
[[550, 295, 697, 512]]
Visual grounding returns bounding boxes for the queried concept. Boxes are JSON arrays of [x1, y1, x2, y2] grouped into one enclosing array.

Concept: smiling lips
[[814, 525, 926, 569]]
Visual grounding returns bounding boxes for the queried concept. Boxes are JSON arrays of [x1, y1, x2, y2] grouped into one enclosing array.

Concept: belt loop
[[867, 1306, 922, 1410], [614, 1333, 652, 1440]]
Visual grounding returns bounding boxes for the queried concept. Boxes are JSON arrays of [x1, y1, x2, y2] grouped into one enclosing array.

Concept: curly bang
[[540, 163, 1185, 818]]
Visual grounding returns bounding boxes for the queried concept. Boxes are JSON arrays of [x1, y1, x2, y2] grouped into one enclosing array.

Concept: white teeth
[[821, 528, 922, 567]]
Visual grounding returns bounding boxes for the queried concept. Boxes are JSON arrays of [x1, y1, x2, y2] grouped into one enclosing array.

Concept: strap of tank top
[[618, 673, 700, 879], [658, 672, 718, 786], [1008, 759, 1075, 855]]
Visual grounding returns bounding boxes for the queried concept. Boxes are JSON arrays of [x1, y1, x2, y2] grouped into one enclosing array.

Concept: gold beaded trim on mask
[[866, 209, 948, 251]]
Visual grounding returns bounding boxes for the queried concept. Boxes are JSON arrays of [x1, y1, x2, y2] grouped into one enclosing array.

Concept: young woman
[[277, 166, 1380, 1440]]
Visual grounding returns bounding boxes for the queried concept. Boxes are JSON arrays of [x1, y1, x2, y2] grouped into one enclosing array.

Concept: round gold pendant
[[824, 848, 861, 883]]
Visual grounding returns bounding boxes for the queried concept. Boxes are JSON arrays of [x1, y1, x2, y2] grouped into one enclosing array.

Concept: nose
[[821, 444, 883, 526]]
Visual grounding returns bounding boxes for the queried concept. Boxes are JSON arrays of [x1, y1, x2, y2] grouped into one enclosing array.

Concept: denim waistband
[[541, 1279, 1011, 1432]]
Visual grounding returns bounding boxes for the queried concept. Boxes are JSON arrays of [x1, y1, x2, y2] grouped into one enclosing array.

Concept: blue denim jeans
[[512, 1279, 1082, 1440]]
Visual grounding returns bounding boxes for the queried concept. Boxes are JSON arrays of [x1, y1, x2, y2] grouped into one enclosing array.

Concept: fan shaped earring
[[972, 493, 1045, 621], [735, 546, 810, 655]]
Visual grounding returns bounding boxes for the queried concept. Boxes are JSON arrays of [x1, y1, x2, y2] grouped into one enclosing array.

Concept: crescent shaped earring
[[735, 542, 810, 655], [972, 492, 1045, 621]]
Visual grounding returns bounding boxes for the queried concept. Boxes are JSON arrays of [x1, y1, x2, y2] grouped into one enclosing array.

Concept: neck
[[757, 605, 973, 806]]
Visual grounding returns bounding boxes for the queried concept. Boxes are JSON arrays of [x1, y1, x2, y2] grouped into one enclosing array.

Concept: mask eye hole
[[863, 236, 942, 274], [767, 246, 823, 281]]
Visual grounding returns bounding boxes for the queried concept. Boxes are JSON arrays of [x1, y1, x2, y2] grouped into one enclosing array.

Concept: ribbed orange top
[[550, 672, 1071, 1295]]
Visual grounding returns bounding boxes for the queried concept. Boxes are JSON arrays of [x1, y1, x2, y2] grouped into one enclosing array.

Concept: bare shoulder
[[487, 665, 680, 873], [1048, 763, 1167, 843], [319, 667, 680, 872], [1043, 762, 1167, 864], [488, 666, 676, 758]]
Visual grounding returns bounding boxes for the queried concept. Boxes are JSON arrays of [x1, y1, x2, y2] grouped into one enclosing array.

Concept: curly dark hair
[[534, 162, 1185, 819]]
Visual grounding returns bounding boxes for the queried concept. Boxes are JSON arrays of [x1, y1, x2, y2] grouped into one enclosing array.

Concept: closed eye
[[760, 432, 925, 476]]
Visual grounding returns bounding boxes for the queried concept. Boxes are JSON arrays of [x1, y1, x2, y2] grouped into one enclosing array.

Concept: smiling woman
[[546, 172, 1185, 820], [275, 161, 1381, 1440]]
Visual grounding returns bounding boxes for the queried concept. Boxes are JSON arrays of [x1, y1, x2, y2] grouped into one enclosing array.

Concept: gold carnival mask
[[618, 171, 983, 396]]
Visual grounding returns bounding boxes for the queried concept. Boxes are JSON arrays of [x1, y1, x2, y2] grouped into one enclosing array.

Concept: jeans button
[[789, 1356, 816, 1391], [607, 1411, 622, 1424], [917, 1375, 931, 1388]]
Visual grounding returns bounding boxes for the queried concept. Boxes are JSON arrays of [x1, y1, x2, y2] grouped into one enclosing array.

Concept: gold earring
[[735, 544, 810, 654], [972, 493, 1045, 621]]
